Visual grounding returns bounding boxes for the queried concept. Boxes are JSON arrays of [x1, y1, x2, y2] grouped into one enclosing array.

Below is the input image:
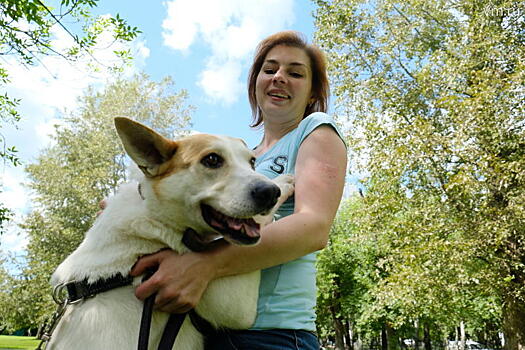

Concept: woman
[[131, 31, 347, 349]]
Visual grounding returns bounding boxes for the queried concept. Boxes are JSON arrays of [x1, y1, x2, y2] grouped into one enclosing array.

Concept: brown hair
[[248, 31, 330, 128]]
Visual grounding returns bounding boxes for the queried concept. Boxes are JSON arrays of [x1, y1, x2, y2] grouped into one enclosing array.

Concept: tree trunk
[[502, 295, 525, 350], [423, 322, 431, 350], [330, 304, 347, 349], [414, 320, 421, 350], [386, 323, 398, 350], [346, 319, 353, 349], [382, 325, 388, 350], [460, 321, 466, 350]]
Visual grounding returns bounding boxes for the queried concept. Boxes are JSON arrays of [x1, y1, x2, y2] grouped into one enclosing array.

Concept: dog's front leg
[[255, 174, 294, 226]]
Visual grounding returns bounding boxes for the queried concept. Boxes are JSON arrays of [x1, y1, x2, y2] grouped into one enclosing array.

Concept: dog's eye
[[201, 153, 224, 169], [250, 157, 256, 170]]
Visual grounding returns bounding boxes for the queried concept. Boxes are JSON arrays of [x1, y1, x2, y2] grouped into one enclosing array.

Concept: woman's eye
[[264, 69, 275, 74], [201, 153, 224, 169], [290, 72, 303, 78]]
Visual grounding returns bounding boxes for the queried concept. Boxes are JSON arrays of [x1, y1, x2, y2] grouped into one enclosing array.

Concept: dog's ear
[[114, 117, 177, 177]]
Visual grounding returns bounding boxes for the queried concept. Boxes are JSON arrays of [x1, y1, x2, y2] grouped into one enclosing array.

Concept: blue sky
[[0, 0, 327, 256], [94, 0, 318, 146]]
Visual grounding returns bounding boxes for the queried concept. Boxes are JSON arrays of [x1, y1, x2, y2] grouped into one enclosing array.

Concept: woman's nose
[[272, 69, 286, 83]]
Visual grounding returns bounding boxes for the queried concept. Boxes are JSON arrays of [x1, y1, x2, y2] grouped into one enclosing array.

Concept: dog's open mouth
[[201, 204, 261, 245]]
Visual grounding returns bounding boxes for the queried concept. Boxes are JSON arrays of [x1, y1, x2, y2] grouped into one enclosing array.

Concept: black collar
[[61, 273, 133, 303]]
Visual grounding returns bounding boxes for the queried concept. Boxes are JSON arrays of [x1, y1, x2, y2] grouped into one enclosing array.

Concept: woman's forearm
[[205, 210, 330, 280]]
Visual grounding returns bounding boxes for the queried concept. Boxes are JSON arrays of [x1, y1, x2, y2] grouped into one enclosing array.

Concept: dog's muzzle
[[201, 204, 261, 246], [199, 181, 281, 246]]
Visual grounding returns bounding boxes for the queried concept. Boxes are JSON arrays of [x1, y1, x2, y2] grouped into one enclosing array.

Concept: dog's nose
[[251, 182, 281, 211]]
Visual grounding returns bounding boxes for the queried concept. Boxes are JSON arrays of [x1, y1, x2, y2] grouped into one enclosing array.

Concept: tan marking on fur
[[151, 134, 223, 198]]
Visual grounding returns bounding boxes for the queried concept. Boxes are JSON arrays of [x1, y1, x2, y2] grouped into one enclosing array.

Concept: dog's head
[[114, 117, 280, 246]]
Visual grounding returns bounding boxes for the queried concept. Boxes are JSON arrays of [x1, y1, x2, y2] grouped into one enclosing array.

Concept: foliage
[[0, 0, 140, 67], [0, 73, 193, 331], [0, 0, 141, 233], [317, 197, 380, 346], [314, 0, 524, 346]]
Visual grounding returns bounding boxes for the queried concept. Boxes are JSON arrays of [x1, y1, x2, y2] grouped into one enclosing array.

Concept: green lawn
[[0, 336, 41, 350]]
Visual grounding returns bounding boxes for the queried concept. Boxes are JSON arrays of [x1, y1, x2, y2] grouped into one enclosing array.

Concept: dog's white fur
[[47, 117, 294, 350]]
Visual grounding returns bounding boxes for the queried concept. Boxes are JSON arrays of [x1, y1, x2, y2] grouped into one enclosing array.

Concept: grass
[[0, 336, 41, 350]]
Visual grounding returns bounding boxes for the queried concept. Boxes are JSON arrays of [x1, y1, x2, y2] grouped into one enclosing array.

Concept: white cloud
[[197, 60, 244, 105], [5, 22, 150, 112], [162, 0, 296, 104]]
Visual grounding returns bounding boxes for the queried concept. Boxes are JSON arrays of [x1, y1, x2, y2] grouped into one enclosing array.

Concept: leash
[[137, 229, 219, 350], [137, 270, 188, 350]]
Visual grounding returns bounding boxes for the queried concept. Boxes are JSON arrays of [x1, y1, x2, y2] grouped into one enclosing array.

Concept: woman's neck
[[255, 119, 299, 156]]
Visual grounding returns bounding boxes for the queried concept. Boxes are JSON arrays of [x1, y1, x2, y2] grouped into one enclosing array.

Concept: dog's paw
[[274, 174, 294, 198]]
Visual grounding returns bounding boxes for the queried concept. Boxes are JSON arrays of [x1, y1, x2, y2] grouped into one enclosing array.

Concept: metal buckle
[[52, 283, 67, 305], [52, 281, 83, 305]]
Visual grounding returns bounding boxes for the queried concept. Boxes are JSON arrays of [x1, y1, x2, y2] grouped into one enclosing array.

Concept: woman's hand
[[130, 249, 216, 314], [96, 199, 107, 217]]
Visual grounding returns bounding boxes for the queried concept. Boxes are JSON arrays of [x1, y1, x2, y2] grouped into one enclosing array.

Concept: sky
[[0, 0, 355, 259]]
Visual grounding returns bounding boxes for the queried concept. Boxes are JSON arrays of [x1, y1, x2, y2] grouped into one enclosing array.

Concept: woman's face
[[255, 45, 313, 125]]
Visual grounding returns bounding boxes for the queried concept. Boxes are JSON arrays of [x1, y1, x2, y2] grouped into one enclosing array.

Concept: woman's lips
[[267, 90, 290, 99]]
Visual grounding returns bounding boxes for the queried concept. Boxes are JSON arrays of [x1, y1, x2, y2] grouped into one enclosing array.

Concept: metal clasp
[[37, 282, 81, 350], [36, 297, 68, 350]]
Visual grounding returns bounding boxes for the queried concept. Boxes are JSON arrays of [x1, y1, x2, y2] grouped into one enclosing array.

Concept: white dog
[[46, 117, 294, 350]]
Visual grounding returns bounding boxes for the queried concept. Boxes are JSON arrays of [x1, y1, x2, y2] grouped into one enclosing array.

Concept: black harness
[[38, 229, 222, 350], [38, 184, 224, 350], [136, 254, 217, 350]]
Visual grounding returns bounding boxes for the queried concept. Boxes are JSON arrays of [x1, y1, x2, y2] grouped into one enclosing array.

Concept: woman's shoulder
[[295, 112, 345, 147], [298, 111, 334, 127]]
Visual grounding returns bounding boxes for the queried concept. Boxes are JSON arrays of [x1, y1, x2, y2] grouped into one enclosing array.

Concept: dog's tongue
[[226, 217, 260, 238], [243, 221, 260, 238]]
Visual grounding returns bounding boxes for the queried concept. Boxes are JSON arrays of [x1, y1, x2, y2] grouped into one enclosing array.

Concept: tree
[[317, 197, 385, 349], [0, 73, 193, 331], [0, 0, 140, 232], [314, 0, 524, 347]]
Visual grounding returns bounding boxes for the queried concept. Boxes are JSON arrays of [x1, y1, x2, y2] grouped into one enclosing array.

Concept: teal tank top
[[252, 112, 345, 331]]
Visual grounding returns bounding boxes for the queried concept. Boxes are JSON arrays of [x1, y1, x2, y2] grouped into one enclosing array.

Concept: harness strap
[[157, 313, 187, 349], [65, 273, 133, 302], [137, 293, 156, 350], [189, 310, 216, 336], [137, 269, 189, 350], [136, 232, 220, 350], [50, 229, 221, 349]]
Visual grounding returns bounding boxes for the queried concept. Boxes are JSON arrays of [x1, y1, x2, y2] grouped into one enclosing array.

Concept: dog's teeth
[[203, 204, 262, 239]]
